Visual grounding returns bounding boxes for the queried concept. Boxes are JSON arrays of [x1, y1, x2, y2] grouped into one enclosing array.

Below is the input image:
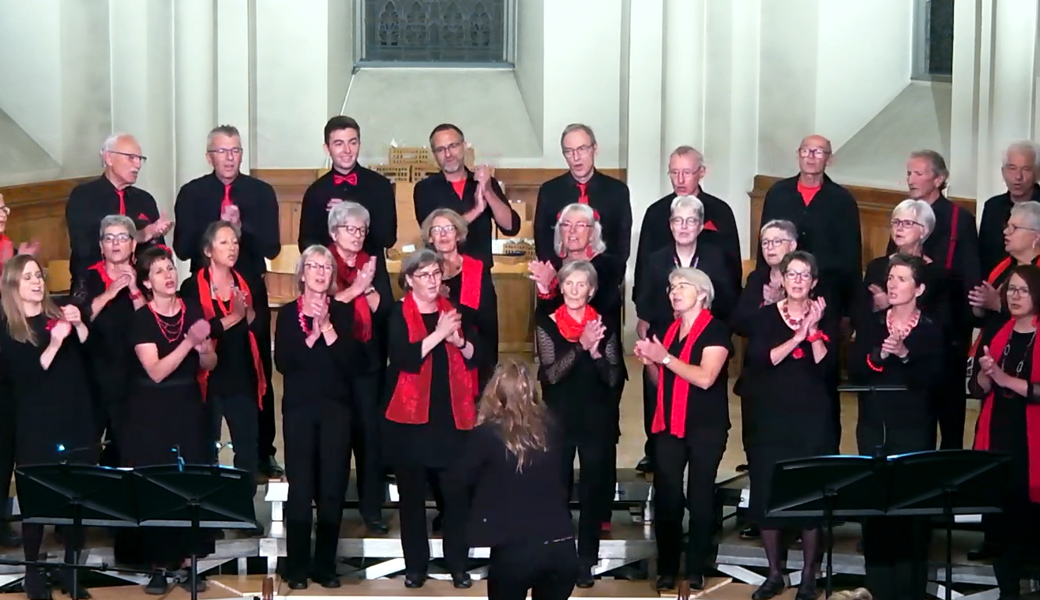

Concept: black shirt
[[978, 184, 1040, 274], [633, 190, 741, 303], [180, 274, 257, 398], [274, 299, 357, 407], [534, 170, 633, 264], [413, 169, 521, 265], [66, 175, 165, 281], [650, 317, 733, 434], [757, 174, 862, 317], [636, 243, 738, 326], [298, 165, 397, 258], [173, 172, 281, 279]]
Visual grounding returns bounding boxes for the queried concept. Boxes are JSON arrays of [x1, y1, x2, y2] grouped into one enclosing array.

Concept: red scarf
[[88, 261, 114, 289], [974, 318, 1040, 502], [652, 310, 713, 438], [195, 269, 267, 407], [333, 248, 373, 342], [459, 255, 483, 309], [385, 293, 478, 429], [987, 254, 1040, 285], [554, 304, 599, 342]]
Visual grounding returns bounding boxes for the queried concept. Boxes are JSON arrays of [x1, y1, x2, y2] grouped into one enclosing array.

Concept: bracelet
[[321, 323, 334, 333], [807, 331, 830, 343], [129, 290, 142, 300]]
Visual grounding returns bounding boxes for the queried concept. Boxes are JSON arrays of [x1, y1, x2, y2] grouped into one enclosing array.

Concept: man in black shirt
[[979, 141, 1040, 274], [413, 124, 520, 264], [534, 124, 632, 264], [173, 124, 282, 479], [298, 116, 396, 263], [66, 134, 172, 281]]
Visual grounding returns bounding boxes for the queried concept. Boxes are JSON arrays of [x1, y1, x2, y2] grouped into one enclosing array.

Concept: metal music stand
[[886, 450, 1009, 600], [133, 465, 256, 600], [15, 464, 138, 598]]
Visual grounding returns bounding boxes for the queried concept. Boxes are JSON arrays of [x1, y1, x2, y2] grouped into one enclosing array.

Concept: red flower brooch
[[792, 347, 805, 360]]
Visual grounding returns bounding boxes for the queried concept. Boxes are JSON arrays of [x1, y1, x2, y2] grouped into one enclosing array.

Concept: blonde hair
[[828, 589, 872, 600], [477, 360, 550, 471], [1, 255, 62, 346], [669, 267, 715, 309], [295, 245, 338, 295], [421, 208, 469, 245]]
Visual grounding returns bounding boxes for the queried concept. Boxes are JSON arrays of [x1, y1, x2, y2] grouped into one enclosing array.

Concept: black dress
[[119, 302, 214, 566], [744, 304, 838, 528], [535, 310, 623, 567], [443, 256, 498, 389]]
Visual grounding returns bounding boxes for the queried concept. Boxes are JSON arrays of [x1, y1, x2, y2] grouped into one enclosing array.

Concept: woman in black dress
[[422, 207, 498, 389], [181, 221, 265, 493], [448, 360, 578, 600], [72, 215, 146, 467], [970, 264, 1040, 598], [327, 201, 392, 534], [745, 250, 837, 600], [276, 245, 357, 590], [383, 248, 480, 589], [123, 246, 216, 595], [0, 254, 95, 600], [849, 254, 943, 600], [535, 259, 623, 588], [635, 267, 731, 592]]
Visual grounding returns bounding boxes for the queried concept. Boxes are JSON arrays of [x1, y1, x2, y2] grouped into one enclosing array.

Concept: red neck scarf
[[987, 254, 1040, 285], [458, 255, 483, 309], [385, 293, 478, 430], [333, 248, 373, 342], [652, 310, 713, 438], [974, 318, 1040, 502], [195, 268, 267, 407], [554, 304, 598, 342], [88, 261, 115, 289]]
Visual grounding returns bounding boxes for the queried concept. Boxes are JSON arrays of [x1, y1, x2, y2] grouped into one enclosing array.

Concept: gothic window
[[358, 0, 514, 65], [913, 0, 954, 79]]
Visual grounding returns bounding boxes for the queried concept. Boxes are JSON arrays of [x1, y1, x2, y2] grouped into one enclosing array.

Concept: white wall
[[326, 0, 353, 117], [514, 0, 544, 150], [59, 0, 113, 178]]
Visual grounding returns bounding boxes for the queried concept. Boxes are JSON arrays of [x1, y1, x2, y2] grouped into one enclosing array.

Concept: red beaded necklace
[[148, 298, 186, 343], [886, 308, 921, 340], [297, 296, 329, 336], [780, 299, 805, 330]]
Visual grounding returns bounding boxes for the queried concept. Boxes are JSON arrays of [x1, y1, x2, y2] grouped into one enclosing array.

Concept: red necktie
[[577, 183, 589, 204], [221, 184, 234, 210], [333, 172, 358, 186], [116, 189, 126, 215]]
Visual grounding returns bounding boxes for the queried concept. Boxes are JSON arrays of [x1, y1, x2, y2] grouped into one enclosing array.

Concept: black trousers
[[283, 400, 352, 581], [251, 277, 276, 461], [0, 399, 13, 530], [861, 516, 930, 600], [488, 538, 579, 600], [394, 464, 470, 574], [349, 370, 386, 520], [931, 344, 967, 450], [991, 499, 1040, 597], [93, 388, 126, 468], [210, 392, 259, 498], [562, 437, 615, 564], [641, 371, 655, 463], [653, 430, 727, 578]]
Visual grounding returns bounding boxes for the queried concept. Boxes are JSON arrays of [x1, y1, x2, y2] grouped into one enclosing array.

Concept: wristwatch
[[662, 355, 672, 366]]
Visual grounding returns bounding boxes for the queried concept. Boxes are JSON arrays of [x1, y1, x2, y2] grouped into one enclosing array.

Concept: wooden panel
[[251, 169, 321, 247], [748, 174, 977, 269], [0, 176, 93, 265]]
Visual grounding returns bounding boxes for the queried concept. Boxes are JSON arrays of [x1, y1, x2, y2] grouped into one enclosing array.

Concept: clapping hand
[[353, 257, 377, 292], [446, 326, 466, 348], [231, 288, 250, 319], [49, 320, 72, 345], [880, 335, 909, 359], [869, 284, 890, 311], [968, 281, 1001, 312], [326, 198, 343, 211], [185, 319, 211, 346], [435, 309, 463, 341], [634, 335, 668, 364], [61, 305, 83, 326], [527, 261, 557, 291], [979, 345, 996, 375], [145, 212, 174, 241], [17, 240, 40, 257], [578, 319, 605, 352], [220, 204, 241, 226], [806, 297, 826, 331]]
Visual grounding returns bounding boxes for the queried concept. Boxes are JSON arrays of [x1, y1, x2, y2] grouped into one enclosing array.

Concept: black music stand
[[16, 464, 138, 598], [134, 465, 256, 600]]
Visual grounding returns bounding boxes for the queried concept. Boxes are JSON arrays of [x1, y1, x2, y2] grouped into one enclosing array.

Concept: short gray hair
[[99, 133, 134, 165], [560, 123, 597, 147], [399, 248, 444, 291], [892, 199, 936, 240], [1003, 140, 1040, 171], [327, 201, 371, 237], [99, 214, 137, 239], [910, 149, 949, 190], [669, 267, 715, 309], [760, 219, 798, 241], [669, 195, 704, 222], [207, 124, 241, 147], [421, 208, 469, 245], [1010, 201, 1040, 230], [670, 145, 705, 167], [295, 244, 337, 294], [557, 259, 599, 298], [553, 203, 607, 258]]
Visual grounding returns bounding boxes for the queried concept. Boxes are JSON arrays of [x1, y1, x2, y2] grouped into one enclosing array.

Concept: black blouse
[[856, 255, 951, 333], [130, 301, 205, 385], [650, 317, 733, 434], [275, 299, 356, 407], [180, 277, 257, 397], [636, 243, 738, 327], [72, 267, 138, 398]]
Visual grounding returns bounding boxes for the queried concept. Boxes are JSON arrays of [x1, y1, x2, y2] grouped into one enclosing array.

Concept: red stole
[[973, 318, 1040, 502], [553, 304, 598, 342], [459, 255, 483, 309], [88, 261, 114, 289], [987, 254, 1040, 285], [652, 310, 713, 438], [333, 249, 374, 342], [385, 293, 478, 429], [195, 269, 267, 407]]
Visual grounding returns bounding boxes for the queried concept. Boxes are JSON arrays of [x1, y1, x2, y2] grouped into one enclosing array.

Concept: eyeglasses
[[102, 233, 132, 244], [560, 221, 590, 231], [669, 217, 701, 229], [433, 141, 463, 155], [761, 238, 792, 249], [412, 270, 442, 283], [667, 282, 694, 294], [562, 145, 594, 158], [207, 147, 243, 157], [668, 168, 702, 177], [1006, 223, 1040, 234], [108, 151, 147, 163], [335, 225, 367, 237], [890, 218, 923, 230], [430, 225, 456, 236], [798, 148, 830, 158], [785, 270, 813, 281], [1007, 285, 1031, 297], [304, 262, 332, 273]]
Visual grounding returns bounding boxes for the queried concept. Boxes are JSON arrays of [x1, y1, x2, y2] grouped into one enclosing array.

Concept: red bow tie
[[333, 172, 358, 186]]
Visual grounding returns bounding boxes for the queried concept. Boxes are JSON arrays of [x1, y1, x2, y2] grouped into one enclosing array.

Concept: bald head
[[101, 133, 145, 189], [797, 134, 832, 176]]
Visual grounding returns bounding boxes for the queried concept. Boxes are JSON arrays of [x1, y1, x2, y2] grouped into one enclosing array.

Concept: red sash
[[973, 318, 1040, 502], [88, 261, 114, 289], [195, 269, 267, 407], [652, 310, 713, 438], [986, 254, 1040, 286], [333, 249, 374, 342], [385, 293, 478, 429], [459, 255, 483, 309], [553, 304, 599, 342]]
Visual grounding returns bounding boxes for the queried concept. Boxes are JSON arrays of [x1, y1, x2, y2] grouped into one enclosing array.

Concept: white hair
[[669, 267, 715, 309], [892, 199, 936, 240], [669, 195, 704, 222], [760, 219, 798, 241], [328, 201, 371, 236], [99, 133, 134, 166], [1004, 140, 1040, 171], [553, 203, 607, 257], [1010, 200, 1040, 231]]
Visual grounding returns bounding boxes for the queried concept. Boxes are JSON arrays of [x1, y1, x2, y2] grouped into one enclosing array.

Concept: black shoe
[[740, 524, 761, 539], [431, 512, 444, 533], [0, 523, 20, 548], [636, 457, 653, 474], [144, 573, 168, 596], [751, 576, 785, 600], [286, 578, 308, 590], [967, 541, 1003, 561], [688, 574, 705, 590], [576, 566, 594, 588], [23, 569, 52, 600], [259, 456, 284, 479], [655, 575, 676, 591], [795, 578, 818, 600], [312, 574, 341, 589], [58, 569, 90, 599], [363, 516, 390, 535], [736, 463, 749, 472], [178, 574, 208, 594], [451, 572, 472, 589], [404, 572, 426, 588]]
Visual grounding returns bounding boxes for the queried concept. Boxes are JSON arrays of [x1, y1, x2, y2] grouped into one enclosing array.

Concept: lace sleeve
[[594, 333, 623, 388], [536, 325, 579, 385]]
